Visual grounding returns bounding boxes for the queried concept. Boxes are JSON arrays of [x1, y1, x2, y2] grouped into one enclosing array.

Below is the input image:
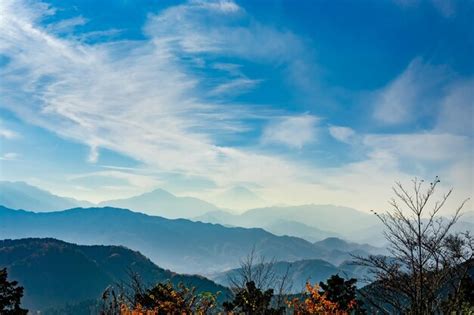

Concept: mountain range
[[195, 205, 382, 244], [0, 181, 367, 243], [0, 181, 93, 211], [0, 238, 228, 312], [98, 188, 220, 218], [2, 182, 471, 312], [0, 205, 382, 275], [0, 181, 219, 219], [2, 181, 471, 247]]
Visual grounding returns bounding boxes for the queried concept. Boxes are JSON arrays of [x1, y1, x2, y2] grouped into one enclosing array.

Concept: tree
[[288, 282, 352, 315], [223, 280, 283, 315], [100, 285, 122, 315], [441, 269, 474, 313], [288, 275, 365, 315], [131, 282, 217, 314], [100, 272, 218, 315], [319, 275, 365, 314], [224, 249, 290, 314], [354, 177, 473, 314], [0, 268, 28, 315]]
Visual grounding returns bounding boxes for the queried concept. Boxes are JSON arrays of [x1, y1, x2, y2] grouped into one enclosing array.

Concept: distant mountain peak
[[315, 237, 349, 247], [147, 188, 175, 197], [225, 186, 262, 198], [0, 181, 92, 211], [213, 186, 266, 210], [98, 188, 220, 219]]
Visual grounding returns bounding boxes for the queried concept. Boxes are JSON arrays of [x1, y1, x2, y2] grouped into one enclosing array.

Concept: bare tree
[[227, 247, 292, 310], [354, 177, 473, 314]]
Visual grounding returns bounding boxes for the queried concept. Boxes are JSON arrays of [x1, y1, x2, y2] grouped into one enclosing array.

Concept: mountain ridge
[[0, 206, 323, 274], [0, 181, 93, 211], [0, 205, 383, 275], [211, 258, 371, 293], [0, 238, 228, 312]]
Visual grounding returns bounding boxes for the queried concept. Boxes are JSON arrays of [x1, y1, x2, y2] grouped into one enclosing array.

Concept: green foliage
[[0, 268, 28, 315], [319, 275, 366, 314], [223, 281, 284, 315]]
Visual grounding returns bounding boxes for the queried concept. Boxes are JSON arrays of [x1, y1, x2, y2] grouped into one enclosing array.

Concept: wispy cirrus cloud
[[0, 0, 315, 195], [363, 133, 471, 162], [435, 79, 474, 135], [0, 0, 471, 212], [45, 16, 88, 34], [209, 78, 262, 97], [372, 58, 448, 125]]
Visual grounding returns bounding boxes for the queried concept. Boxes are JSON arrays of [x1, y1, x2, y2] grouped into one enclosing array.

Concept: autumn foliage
[[288, 282, 355, 315], [100, 281, 218, 315]]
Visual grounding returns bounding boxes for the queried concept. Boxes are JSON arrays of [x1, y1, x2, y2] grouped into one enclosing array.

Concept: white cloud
[[61, 170, 162, 202], [262, 114, 319, 148], [69, 170, 161, 189], [87, 145, 99, 163], [0, 0, 315, 196], [363, 133, 471, 161], [373, 58, 447, 125], [303, 131, 473, 214], [329, 126, 355, 143], [0, 0, 471, 213], [0, 128, 19, 139], [46, 16, 88, 34], [358, 131, 472, 212], [193, 0, 241, 13], [144, 1, 307, 66], [0, 152, 20, 160], [435, 79, 474, 135], [209, 78, 262, 96]]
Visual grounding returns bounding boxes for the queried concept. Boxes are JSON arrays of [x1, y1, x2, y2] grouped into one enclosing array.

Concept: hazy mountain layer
[[0, 206, 330, 274], [195, 205, 380, 243], [211, 258, 371, 293], [0, 181, 381, 244], [210, 237, 382, 293], [0, 181, 222, 219], [196, 207, 474, 247], [99, 188, 221, 218], [0, 181, 92, 211], [212, 186, 267, 210], [312, 237, 386, 265]]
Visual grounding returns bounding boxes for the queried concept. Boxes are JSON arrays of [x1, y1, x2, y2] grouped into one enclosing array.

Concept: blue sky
[[0, 0, 472, 212]]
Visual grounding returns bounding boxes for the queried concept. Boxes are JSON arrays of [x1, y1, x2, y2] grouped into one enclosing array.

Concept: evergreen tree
[[223, 281, 284, 315], [319, 275, 365, 314], [0, 268, 28, 315]]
